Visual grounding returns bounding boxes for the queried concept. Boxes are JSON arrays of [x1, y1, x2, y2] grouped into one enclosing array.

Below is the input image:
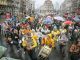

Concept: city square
[[0, 0, 80, 60]]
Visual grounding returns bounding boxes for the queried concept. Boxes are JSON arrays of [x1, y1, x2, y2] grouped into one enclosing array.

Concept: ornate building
[[20, 0, 26, 17], [0, 0, 14, 15], [26, 0, 35, 16], [60, 0, 80, 15], [12, 0, 21, 16], [38, 0, 54, 16], [0, 0, 35, 19], [71, 0, 80, 14], [60, 0, 72, 15]]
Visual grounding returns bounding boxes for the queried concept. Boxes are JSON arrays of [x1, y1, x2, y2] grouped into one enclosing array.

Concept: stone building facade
[[38, 0, 54, 16]]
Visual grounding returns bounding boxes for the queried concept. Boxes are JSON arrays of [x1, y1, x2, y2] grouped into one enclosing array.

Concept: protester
[[69, 41, 80, 60], [5, 28, 13, 46], [0, 15, 80, 60], [51, 28, 60, 42], [41, 34, 55, 48], [12, 29, 20, 51]]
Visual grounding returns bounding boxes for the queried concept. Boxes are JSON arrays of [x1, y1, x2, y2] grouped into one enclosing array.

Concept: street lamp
[[77, 0, 79, 8], [31, 4, 32, 16]]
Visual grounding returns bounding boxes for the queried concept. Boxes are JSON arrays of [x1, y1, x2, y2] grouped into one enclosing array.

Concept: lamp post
[[31, 4, 32, 16], [77, 0, 79, 8]]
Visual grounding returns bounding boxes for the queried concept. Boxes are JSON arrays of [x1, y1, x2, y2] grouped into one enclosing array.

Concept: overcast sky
[[34, 0, 65, 9]]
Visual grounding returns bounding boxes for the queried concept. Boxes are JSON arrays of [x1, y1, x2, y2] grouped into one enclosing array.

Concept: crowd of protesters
[[0, 16, 80, 60]]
